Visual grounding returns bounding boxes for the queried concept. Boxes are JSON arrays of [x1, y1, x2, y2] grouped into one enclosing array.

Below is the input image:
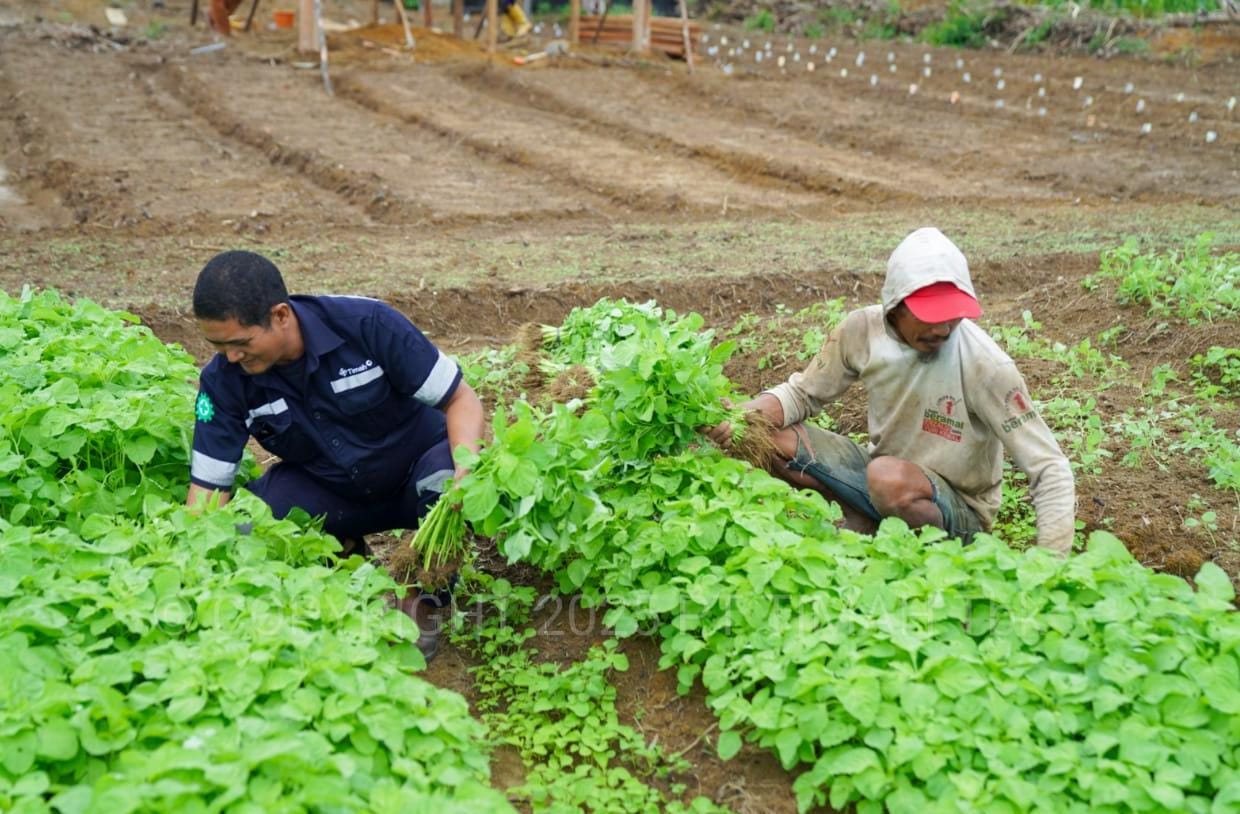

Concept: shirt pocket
[[333, 377, 398, 436], [250, 411, 320, 464]]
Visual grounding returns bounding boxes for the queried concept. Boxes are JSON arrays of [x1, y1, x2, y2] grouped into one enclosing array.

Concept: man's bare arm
[[187, 482, 231, 509]]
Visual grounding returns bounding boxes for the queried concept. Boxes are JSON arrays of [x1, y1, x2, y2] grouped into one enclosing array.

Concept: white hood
[[880, 227, 977, 316]]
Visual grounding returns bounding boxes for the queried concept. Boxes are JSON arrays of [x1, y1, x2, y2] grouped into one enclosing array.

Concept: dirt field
[[1, 0, 1237, 809]]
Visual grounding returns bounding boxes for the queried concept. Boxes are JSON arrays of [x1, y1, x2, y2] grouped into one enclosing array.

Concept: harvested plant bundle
[[391, 498, 467, 589]]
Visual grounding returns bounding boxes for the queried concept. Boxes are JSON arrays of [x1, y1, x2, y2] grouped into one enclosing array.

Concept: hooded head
[[880, 227, 981, 320]]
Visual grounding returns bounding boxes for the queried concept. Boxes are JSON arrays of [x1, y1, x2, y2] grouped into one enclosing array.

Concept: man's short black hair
[[192, 251, 289, 327]]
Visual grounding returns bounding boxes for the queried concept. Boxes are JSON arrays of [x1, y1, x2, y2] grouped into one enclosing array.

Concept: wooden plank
[[453, 0, 463, 38]]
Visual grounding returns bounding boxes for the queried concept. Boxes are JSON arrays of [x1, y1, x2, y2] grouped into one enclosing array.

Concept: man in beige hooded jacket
[[707, 227, 1076, 553]]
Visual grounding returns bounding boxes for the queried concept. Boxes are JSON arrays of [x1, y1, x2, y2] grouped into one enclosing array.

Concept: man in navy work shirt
[[186, 250, 484, 658]]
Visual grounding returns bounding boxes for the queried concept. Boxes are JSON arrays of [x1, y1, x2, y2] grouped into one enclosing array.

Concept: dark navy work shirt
[[190, 295, 462, 500]]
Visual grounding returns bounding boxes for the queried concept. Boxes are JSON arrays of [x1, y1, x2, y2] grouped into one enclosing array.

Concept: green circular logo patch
[[195, 392, 215, 423]]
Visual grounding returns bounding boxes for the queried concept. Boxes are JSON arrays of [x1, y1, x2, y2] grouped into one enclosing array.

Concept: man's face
[[199, 306, 291, 375], [889, 304, 961, 359]]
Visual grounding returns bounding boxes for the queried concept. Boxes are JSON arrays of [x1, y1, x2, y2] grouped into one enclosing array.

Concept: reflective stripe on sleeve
[[330, 366, 385, 394], [415, 468, 455, 496], [413, 352, 458, 406], [244, 398, 290, 428], [191, 450, 240, 488]]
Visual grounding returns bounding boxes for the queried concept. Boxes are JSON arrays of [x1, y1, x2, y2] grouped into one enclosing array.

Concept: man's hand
[[701, 398, 737, 450], [700, 394, 785, 450]]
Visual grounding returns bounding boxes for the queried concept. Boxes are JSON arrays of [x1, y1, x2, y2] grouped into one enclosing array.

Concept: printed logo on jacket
[[922, 394, 963, 442]]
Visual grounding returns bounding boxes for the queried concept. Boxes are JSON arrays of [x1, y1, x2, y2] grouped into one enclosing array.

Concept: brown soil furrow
[[459, 62, 962, 204], [338, 67, 825, 216], [160, 56, 605, 228], [0, 31, 363, 233], [647, 68, 1237, 202]]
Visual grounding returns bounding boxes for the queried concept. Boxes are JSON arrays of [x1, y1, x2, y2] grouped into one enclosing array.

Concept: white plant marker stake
[[1135, 98, 1145, 113], [856, 51, 865, 67], [909, 82, 918, 95], [996, 78, 1005, 90], [1033, 72, 1042, 83], [793, 52, 800, 62], [1140, 122, 1152, 134], [955, 57, 963, 69], [1188, 111, 1198, 123], [889, 64, 896, 73], [923, 66, 932, 77], [777, 55, 786, 67], [950, 90, 960, 104], [1038, 86, 1046, 98], [1205, 130, 1217, 143], [1123, 82, 1134, 94], [807, 61, 815, 72], [809, 44, 817, 54], [1175, 92, 1184, 102], [741, 38, 749, 48], [755, 51, 762, 62], [870, 73, 878, 86], [720, 35, 728, 45], [887, 51, 895, 62], [1037, 106, 1047, 117], [963, 71, 971, 83], [995, 98, 1005, 109], [923, 52, 931, 63], [1229, 97, 1237, 112], [1084, 95, 1093, 107], [993, 66, 1002, 77], [1072, 76, 1083, 90], [840, 67, 848, 77]]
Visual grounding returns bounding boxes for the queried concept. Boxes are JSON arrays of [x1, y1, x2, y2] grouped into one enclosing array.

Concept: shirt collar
[[288, 297, 344, 373]]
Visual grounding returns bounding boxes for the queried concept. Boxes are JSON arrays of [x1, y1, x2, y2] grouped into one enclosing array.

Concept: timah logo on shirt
[[338, 360, 375, 378], [922, 395, 963, 442]]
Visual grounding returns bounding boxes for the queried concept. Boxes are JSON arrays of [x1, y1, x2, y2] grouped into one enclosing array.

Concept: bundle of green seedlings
[[390, 498, 468, 591]]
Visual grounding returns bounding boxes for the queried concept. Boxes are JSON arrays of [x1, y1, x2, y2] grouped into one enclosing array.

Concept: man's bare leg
[[866, 455, 944, 530], [769, 426, 878, 533]]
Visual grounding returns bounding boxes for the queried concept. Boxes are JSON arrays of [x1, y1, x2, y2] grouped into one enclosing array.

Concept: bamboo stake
[[392, 0, 416, 48], [313, 0, 333, 95], [591, 0, 609, 44], [453, 0, 463, 38], [423, 0, 432, 29], [298, 0, 314, 52], [569, 0, 580, 44], [485, 0, 497, 53], [677, 0, 692, 70]]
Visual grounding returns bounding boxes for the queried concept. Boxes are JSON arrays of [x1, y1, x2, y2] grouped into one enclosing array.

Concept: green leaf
[[838, 677, 881, 726], [717, 729, 742, 760], [649, 584, 680, 614], [1195, 562, 1236, 603]]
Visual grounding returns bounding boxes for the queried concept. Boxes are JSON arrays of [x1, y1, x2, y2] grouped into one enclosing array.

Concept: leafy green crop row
[[449, 300, 1240, 812], [0, 290, 512, 813], [456, 576, 732, 814], [1086, 234, 1239, 325]]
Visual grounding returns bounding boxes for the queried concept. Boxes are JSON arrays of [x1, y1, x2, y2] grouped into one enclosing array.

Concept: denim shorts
[[786, 424, 984, 542]]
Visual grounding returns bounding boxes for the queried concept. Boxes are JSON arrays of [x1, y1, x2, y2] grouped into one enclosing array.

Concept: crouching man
[[706, 227, 1076, 553]]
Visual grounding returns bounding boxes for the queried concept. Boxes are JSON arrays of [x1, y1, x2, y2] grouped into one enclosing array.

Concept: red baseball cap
[[903, 281, 981, 323]]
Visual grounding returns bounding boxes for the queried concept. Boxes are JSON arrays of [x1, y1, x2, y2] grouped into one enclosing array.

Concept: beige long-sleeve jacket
[[765, 228, 1076, 553]]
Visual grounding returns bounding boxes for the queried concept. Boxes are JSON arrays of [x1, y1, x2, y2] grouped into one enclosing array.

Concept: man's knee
[[866, 456, 929, 513]]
